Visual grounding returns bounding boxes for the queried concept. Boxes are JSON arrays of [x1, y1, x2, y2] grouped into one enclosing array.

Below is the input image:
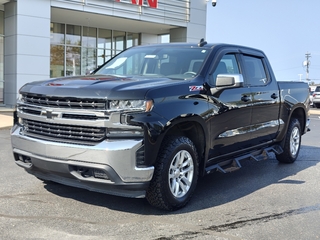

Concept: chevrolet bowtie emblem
[[42, 110, 59, 119]]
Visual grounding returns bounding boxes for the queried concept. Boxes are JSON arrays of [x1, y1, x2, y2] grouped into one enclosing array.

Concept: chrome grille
[[22, 109, 41, 116], [19, 107, 102, 120], [21, 94, 106, 110], [22, 119, 106, 145]]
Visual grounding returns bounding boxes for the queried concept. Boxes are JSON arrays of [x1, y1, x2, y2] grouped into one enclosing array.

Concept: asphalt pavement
[[1, 115, 320, 239]]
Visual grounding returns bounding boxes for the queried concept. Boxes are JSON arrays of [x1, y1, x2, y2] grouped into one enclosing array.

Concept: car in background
[[310, 90, 314, 107], [312, 86, 320, 108]]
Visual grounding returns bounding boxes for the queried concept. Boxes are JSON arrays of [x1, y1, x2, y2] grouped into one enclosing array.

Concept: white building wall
[[4, 0, 50, 107], [141, 33, 159, 45]]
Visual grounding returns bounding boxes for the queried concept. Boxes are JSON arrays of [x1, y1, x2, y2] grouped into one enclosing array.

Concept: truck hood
[[19, 75, 182, 99]]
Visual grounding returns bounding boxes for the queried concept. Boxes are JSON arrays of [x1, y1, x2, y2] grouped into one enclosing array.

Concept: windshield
[[94, 46, 210, 80]]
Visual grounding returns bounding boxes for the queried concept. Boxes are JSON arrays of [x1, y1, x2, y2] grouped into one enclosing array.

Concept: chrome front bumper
[[11, 125, 154, 198]]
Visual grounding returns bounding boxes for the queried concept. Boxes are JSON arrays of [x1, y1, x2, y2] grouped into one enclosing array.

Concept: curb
[[0, 113, 13, 130], [310, 109, 320, 115], [0, 127, 11, 131]]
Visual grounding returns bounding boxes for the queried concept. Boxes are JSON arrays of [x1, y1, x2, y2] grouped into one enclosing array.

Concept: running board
[[205, 145, 283, 174]]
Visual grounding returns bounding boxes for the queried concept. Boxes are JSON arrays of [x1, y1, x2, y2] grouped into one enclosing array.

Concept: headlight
[[109, 99, 153, 112], [107, 129, 144, 138], [18, 94, 24, 102]]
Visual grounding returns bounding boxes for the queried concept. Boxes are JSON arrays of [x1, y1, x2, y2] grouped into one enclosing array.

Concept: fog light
[[136, 145, 145, 166], [93, 169, 109, 180], [18, 154, 32, 163]]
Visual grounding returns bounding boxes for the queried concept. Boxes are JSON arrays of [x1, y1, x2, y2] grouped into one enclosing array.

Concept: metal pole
[[305, 52, 311, 81]]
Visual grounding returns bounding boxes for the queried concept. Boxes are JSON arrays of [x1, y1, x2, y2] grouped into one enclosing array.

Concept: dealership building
[[0, 0, 208, 107]]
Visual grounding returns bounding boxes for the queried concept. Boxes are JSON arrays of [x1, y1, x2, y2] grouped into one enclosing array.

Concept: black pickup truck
[[11, 40, 310, 210]]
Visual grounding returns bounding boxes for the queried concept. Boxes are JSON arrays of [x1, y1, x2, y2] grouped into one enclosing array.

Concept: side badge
[[189, 86, 203, 91]]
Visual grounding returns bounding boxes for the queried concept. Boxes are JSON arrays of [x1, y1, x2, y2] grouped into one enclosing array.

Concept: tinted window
[[242, 55, 268, 86], [211, 54, 240, 85], [95, 46, 210, 80]]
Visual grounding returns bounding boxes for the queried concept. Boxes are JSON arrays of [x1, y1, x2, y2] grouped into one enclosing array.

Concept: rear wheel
[[146, 136, 199, 210], [315, 103, 320, 109], [276, 118, 301, 163]]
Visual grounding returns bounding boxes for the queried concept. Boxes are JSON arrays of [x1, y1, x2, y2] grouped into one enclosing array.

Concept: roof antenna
[[198, 38, 207, 47]]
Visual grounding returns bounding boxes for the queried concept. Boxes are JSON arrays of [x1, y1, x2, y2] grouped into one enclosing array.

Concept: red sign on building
[[115, 0, 158, 9]]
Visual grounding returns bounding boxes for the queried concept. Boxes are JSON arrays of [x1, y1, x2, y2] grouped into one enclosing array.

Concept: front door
[[207, 53, 253, 163]]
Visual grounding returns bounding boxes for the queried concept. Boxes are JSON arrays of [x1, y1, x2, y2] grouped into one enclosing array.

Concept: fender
[[127, 107, 210, 168], [275, 87, 309, 143]]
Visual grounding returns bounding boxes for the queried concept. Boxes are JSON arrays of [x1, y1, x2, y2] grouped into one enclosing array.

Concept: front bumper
[[11, 125, 154, 198]]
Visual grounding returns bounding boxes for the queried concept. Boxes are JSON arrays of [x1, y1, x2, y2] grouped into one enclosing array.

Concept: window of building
[[66, 24, 81, 46], [160, 34, 170, 43], [82, 27, 97, 48], [98, 29, 112, 67], [51, 23, 65, 44], [50, 44, 65, 78], [113, 31, 125, 55], [66, 46, 81, 76], [127, 33, 139, 48], [81, 47, 96, 75], [81, 27, 97, 75], [50, 23, 140, 78], [51, 23, 65, 77]]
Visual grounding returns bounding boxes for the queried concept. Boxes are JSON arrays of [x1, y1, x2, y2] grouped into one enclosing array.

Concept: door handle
[[241, 95, 251, 102], [271, 93, 278, 99]]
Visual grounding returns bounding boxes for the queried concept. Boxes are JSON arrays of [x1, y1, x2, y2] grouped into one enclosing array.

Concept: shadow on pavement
[[42, 145, 319, 215]]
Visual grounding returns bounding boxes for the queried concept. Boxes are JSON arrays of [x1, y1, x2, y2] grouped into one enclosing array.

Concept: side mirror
[[216, 74, 244, 88]]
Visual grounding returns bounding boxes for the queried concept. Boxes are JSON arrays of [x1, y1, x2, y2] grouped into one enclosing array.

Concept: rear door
[[240, 53, 281, 144]]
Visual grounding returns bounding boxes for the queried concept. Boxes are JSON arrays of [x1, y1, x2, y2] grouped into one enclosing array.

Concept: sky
[[206, 0, 320, 84]]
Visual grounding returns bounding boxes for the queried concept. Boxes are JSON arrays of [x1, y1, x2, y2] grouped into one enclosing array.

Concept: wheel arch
[[163, 117, 208, 176], [277, 105, 306, 147], [290, 106, 307, 134]]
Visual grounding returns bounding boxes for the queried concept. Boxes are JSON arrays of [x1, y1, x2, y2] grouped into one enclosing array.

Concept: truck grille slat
[[62, 114, 99, 120], [22, 94, 106, 110], [22, 119, 106, 144]]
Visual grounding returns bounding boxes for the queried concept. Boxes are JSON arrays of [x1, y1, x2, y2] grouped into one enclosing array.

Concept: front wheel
[[146, 136, 199, 211], [276, 118, 301, 163]]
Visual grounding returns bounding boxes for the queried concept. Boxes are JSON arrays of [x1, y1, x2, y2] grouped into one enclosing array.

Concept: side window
[[242, 55, 268, 86], [212, 54, 240, 84]]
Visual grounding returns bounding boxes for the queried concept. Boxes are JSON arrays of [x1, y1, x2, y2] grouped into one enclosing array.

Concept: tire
[[146, 136, 199, 211], [315, 103, 320, 109], [276, 118, 301, 163]]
